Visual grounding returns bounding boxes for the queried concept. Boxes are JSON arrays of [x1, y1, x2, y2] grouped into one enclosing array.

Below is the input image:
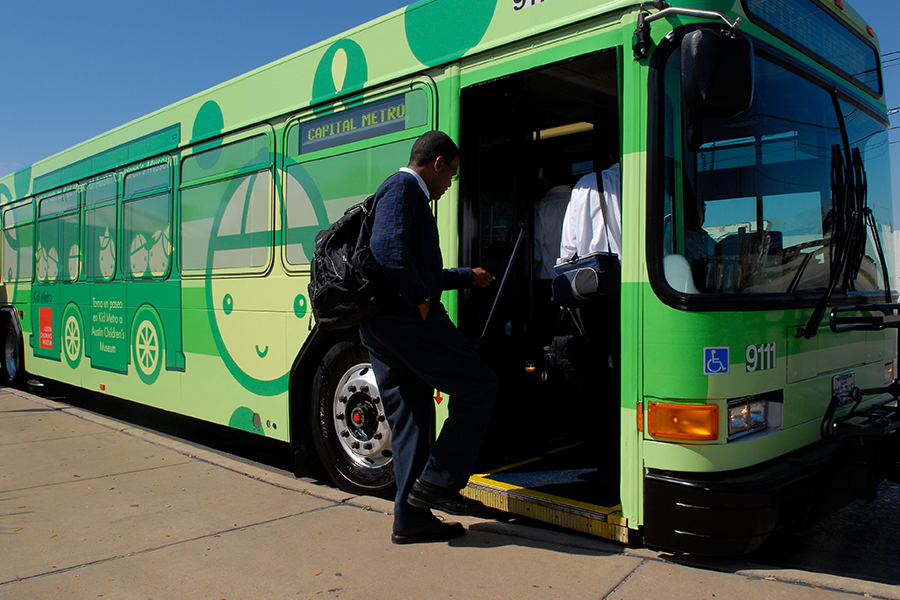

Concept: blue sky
[[1, 0, 897, 210], [0, 0, 407, 178]]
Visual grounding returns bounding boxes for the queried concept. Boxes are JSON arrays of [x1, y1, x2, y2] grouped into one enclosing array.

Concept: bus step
[[463, 460, 629, 544]]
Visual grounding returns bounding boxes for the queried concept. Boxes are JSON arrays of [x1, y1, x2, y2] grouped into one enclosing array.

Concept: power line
[[882, 51, 900, 69]]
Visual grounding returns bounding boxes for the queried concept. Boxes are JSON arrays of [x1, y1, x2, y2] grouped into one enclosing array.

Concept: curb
[[9, 387, 900, 599]]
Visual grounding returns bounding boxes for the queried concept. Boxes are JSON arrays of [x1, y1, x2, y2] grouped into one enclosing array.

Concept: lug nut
[[339, 396, 348, 404], [351, 441, 360, 449], [373, 432, 382, 440], [363, 443, 372, 450], [348, 385, 357, 393], [340, 430, 350, 437], [336, 413, 345, 420], [361, 385, 369, 393]]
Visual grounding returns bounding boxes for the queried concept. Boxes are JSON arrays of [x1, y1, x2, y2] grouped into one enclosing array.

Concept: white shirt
[[533, 185, 572, 279], [399, 167, 430, 200], [559, 164, 622, 263]]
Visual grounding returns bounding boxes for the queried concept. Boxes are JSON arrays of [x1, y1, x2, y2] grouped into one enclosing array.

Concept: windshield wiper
[[848, 155, 892, 305], [799, 143, 892, 338], [798, 144, 858, 339]]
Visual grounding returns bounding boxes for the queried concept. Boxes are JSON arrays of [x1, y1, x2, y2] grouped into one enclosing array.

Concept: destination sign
[[299, 95, 408, 155]]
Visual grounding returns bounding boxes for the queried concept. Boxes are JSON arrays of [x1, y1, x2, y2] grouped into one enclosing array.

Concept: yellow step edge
[[464, 475, 629, 544]]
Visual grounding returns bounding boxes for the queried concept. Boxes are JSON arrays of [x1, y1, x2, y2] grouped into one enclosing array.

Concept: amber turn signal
[[647, 401, 718, 441]]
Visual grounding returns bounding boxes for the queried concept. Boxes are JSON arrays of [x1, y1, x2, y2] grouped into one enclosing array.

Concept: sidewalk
[[1, 386, 896, 600]]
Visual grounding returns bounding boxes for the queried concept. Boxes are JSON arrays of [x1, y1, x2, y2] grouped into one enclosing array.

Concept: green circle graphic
[[312, 39, 368, 106], [62, 303, 83, 369], [204, 172, 287, 396], [132, 306, 164, 385], [191, 100, 225, 143], [294, 294, 308, 319], [404, 0, 495, 67], [228, 406, 265, 436]]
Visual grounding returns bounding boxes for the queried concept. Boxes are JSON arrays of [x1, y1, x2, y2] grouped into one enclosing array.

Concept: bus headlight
[[727, 395, 767, 440]]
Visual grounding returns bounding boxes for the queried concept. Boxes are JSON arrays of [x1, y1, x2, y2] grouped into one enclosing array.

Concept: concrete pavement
[[1, 387, 897, 600]]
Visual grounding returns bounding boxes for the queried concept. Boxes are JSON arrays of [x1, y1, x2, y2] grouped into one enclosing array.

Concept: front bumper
[[643, 425, 900, 555]]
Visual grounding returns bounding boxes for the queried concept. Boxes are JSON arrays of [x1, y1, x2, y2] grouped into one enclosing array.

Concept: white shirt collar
[[399, 167, 430, 200]]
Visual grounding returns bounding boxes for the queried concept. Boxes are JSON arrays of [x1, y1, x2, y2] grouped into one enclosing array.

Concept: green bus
[[1, 0, 898, 555]]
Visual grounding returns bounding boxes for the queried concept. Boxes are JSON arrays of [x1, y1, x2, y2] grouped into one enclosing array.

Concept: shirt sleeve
[[560, 174, 595, 261], [442, 267, 474, 290]]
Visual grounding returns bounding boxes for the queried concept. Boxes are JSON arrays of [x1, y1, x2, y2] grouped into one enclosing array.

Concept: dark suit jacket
[[370, 171, 473, 308]]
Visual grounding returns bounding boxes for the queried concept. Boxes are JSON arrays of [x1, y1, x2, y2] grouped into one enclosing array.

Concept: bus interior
[[457, 49, 624, 527]]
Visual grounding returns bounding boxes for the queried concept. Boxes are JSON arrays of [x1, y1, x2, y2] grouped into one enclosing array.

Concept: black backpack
[[308, 194, 396, 330]]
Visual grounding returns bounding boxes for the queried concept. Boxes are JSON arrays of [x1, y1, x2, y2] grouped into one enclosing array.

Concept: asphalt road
[[27, 380, 900, 591]]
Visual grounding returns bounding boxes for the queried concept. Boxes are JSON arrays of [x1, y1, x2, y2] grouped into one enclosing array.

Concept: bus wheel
[[1, 325, 24, 387], [310, 341, 395, 497]]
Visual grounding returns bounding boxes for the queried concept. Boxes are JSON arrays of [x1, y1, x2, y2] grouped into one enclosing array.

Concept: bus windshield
[[659, 47, 893, 298]]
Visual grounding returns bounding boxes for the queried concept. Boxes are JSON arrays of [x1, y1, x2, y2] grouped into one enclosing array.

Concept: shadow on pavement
[[22, 379, 303, 483]]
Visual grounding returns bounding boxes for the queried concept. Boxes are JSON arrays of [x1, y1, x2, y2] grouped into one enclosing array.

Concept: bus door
[[458, 49, 627, 540]]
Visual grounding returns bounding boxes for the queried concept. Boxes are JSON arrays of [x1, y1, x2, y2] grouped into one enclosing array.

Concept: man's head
[[408, 131, 460, 200]]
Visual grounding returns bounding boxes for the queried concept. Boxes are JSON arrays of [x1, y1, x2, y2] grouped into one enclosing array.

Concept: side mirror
[[681, 28, 754, 119]]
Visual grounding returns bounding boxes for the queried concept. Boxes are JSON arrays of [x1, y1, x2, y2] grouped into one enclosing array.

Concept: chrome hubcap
[[332, 363, 392, 470]]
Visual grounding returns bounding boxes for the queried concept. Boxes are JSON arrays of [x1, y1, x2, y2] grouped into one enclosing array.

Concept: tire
[[310, 340, 395, 497], [1, 323, 25, 387]]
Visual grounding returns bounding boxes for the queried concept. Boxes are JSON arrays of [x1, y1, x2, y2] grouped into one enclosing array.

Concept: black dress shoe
[[391, 520, 465, 545], [407, 479, 487, 517]]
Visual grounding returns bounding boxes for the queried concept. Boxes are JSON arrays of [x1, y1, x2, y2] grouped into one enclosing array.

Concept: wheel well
[[0, 306, 25, 377], [0, 306, 23, 339], [289, 327, 363, 452]]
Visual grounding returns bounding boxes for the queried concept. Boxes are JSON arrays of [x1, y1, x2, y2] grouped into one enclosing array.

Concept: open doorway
[[458, 49, 622, 507]]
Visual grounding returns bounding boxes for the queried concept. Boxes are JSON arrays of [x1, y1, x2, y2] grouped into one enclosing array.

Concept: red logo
[[39, 307, 53, 349]]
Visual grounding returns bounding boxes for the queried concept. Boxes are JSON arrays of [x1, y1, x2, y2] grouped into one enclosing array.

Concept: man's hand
[[418, 299, 431, 320], [472, 267, 495, 288]]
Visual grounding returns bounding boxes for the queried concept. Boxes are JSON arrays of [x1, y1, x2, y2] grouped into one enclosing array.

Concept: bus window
[[840, 98, 894, 291], [123, 162, 171, 280], [283, 88, 431, 265], [284, 140, 414, 265], [37, 189, 79, 283], [2, 202, 34, 283], [84, 176, 118, 281], [659, 52, 891, 297], [180, 134, 273, 274]]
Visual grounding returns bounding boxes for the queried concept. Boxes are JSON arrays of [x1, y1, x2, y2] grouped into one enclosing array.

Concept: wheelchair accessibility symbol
[[703, 347, 730, 375]]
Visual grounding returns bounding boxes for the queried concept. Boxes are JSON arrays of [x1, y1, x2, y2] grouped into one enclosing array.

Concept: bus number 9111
[[513, 0, 544, 11], [746, 343, 776, 373]]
